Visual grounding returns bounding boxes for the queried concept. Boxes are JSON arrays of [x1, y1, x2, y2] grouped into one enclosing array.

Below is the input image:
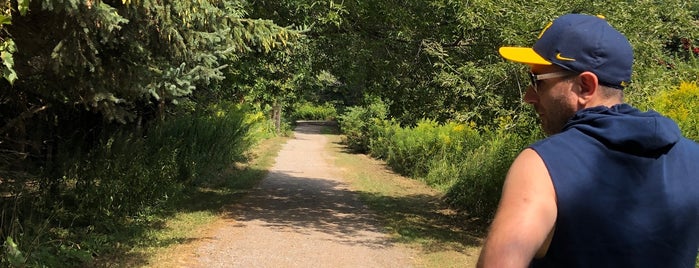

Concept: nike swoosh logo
[[556, 53, 576, 61]]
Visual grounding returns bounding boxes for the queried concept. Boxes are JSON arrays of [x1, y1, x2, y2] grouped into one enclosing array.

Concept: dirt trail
[[189, 122, 416, 267]]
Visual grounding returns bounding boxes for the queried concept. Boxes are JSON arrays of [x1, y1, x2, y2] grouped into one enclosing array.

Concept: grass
[[326, 133, 486, 267], [90, 135, 288, 267], [92, 124, 486, 267], [327, 127, 699, 268]]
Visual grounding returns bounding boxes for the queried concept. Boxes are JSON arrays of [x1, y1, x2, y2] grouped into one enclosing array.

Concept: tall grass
[[1, 104, 266, 267], [58, 105, 258, 223], [442, 130, 531, 219], [290, 102, 338, 121], [372, 119, 535, 219], [338, 101, 536, 219], [370, 120, 484, 180]]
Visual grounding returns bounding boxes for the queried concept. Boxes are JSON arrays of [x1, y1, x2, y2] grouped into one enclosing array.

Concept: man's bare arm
[[477, 148, 557, 267]]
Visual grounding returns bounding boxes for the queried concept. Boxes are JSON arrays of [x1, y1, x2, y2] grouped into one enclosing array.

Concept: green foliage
[[651, 81, 699, 141], [1, 0, 305, 129], [0, 1, 306, 263], [1, 0, 699, 264], [327, 0, 699, 223], [60, 130, 180, 222], [365, 116, 532, 219], [380, 119, 442, 177], [0, 202, 98, 267], [443, 130, 531, 219], [0, 106, 262, 267], [366, 119, 401, 160], [285, 0, 699, 127], [421, 122, 485, 189], [161, 104, 259, 184], [290, 101, 338, 121], [57, 105, 256, 223], [0, 0, 28, 85], [337, 99, 388, 153], [3, 237, 25, 267], [341, 102, 540, 219], [372, 119, 483, 179], [22, 235, 93, 268], [0, 38, 16, 84]]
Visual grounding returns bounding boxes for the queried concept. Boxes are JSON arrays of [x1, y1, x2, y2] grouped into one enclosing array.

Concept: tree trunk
[[273, 99, 281, 135]]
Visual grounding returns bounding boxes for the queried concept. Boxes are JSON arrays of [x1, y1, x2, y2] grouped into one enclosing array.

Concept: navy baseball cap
[[499, 14, 633, 89]]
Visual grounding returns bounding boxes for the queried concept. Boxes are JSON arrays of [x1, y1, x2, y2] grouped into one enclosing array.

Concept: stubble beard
[[540, 98, 576, 136]]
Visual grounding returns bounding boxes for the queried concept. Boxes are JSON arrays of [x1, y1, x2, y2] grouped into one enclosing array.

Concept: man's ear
[[577, 72, 599, 103]]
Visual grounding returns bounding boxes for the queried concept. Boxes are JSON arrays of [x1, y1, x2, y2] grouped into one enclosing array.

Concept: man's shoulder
[[675, 137, 699, 156]]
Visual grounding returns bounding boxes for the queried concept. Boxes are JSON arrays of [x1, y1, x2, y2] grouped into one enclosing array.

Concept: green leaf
[[3, 67, 18, 84], [0, 40, 17, 84], [18, 0, 30, 16], [1, 50, 15, 65], [4, 237, 26, 266], [0, 15, 11, 25]]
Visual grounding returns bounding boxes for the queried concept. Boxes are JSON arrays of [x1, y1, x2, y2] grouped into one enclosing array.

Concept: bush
[[153, 104, 256, 185], [0, 105, 262, 267], [422, 122, 484, 189], [54, 104, 257, 224], [367, 119, 401, 160], [337, 100, 388, 153], [383, 119, 443, 177], [361, 112, 540, 219], [62, 130, 181, 222], [443, 130, 530, 219], [372, 119, 483, 179], [290, 102, 338, 121], [651, 81, 699, 141]]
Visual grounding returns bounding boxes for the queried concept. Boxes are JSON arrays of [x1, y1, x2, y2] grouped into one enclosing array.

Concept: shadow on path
[[225, 170, 393, 249], [193, 121, 414, 267]]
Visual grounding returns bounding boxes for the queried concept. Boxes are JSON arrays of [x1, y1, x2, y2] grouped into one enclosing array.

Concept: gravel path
[[190, 122, 415, 267]]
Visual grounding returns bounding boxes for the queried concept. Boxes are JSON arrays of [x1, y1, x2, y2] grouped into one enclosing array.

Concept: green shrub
[[443, 130, 529, 219], [363, 112, 539, 219], [422, 122, 484, 189], [2, 104, 263, 267], [367, 119, 401, 160], [51, 104, 258, 225], [651, 81, 699, 141], [374, 119, 483, 179], [440, 115, 540, 219], [290, 102, 338, 121], [151, 105, 255, 185], [337, 100, 388, 153], [422, 158, 461, 192], [383, 119, 442, 177]]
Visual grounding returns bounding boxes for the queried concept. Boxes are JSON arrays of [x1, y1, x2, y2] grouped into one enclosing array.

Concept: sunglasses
[[529, 71, 576, 93]]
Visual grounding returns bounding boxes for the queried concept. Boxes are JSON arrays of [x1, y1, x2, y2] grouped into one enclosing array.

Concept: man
[[477, 14, 699, 267]]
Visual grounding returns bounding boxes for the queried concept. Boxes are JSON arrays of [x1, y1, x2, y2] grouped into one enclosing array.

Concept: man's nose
[[523, 85, 538, 104]]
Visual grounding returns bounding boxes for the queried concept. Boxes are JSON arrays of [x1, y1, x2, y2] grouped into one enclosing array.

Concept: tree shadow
[[358, 191, 486, 252], [88, 169, 268, 267], [213, 168, 484, 252], [294, 120, 339, 135], [95, 120, 484, 267], [219, 170, 396, 249]]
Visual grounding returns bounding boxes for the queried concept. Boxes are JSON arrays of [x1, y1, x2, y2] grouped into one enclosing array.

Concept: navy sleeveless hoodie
[[529, 104, 699, 267]]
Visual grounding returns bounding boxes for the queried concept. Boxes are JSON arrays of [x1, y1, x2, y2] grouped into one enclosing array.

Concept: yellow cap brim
[[499, 47, 552, 65]]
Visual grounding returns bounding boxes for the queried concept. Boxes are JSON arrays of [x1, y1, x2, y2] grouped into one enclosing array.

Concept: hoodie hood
[[562, 104, 681, 156]]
